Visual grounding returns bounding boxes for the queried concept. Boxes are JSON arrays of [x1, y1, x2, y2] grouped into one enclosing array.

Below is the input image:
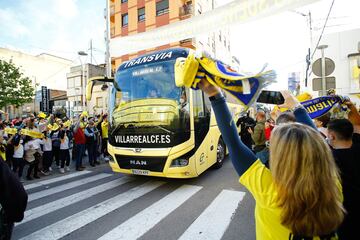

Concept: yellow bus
[[87, 48, 243, 178]]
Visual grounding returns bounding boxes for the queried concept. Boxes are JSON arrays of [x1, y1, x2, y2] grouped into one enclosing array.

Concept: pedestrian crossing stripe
[[20, 177, 134, 225], [24, 170, 91, 190], [27, 173, 111, 202], [98, 185, 203, 240], [178, 189, 246, 240], [16, 172, 247, 240], [20, 181, 166, 240]]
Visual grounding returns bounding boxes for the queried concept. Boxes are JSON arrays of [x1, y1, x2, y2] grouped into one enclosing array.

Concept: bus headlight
[[170, 158, 189, 167]]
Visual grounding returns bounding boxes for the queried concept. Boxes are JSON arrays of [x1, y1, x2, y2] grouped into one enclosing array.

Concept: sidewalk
[[21, 153, 110, 184]]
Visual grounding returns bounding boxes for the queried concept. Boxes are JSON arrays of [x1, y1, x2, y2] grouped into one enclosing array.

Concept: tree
[[0, 59, 35, 109]]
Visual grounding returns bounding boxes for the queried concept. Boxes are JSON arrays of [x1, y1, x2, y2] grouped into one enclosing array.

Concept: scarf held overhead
[[301, 96, 348, 119], [175, 52, 276, 107]]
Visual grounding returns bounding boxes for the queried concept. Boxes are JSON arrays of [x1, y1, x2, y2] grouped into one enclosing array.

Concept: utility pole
[[90, 39, 93, 64], [105, 0, 111, 78]]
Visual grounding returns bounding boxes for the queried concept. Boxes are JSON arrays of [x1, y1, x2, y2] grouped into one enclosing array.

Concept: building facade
[[311, 28, 360, 104], [109, 0, 232, 70], [0, 48, 73, 90], [0, 48, 72, 118], [66, 63, 107, 117]]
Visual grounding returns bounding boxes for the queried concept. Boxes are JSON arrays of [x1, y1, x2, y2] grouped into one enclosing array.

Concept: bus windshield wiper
[[153, 125, 174, 134], [110, 121, 138, 135]]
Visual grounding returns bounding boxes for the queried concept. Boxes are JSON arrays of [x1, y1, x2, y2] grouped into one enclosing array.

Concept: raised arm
[[345, 101, 360, 133], [279, 91, 316, 129], [198, 80, 257, 176]]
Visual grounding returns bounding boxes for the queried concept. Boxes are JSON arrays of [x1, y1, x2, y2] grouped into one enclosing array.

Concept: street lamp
[[78, 51, 88, 111]]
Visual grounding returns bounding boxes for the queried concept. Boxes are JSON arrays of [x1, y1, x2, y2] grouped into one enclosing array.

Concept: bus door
[[192, 90, 211, 174]]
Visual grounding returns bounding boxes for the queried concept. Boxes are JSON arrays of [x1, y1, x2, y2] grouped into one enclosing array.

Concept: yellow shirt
[[0, 144, 5, 161], [101, 121, 109, 139], [240, 160, 340, 240], [0, 150, 5, 161]]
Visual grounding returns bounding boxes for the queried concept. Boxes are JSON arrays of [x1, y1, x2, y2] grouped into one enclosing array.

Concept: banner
[[301, 96, 348, 119], [20, 129, 44, 139], [40, 86, 49, 114], [110, 0, 320, 57]]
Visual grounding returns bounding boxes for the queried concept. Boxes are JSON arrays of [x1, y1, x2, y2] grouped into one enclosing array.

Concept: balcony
[[180, 38, 195, 48], [110, 4, 115, 16], [180, 4, 193, 20]]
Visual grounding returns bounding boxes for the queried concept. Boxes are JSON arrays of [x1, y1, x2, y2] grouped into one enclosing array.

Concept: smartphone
[[257, 90, 285, 105]]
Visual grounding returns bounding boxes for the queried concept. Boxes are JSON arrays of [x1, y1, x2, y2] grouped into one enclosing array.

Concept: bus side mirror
[[86, 76, 114, 101]]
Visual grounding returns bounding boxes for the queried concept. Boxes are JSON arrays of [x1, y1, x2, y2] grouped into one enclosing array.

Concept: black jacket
[[0, 159, 28, 223]]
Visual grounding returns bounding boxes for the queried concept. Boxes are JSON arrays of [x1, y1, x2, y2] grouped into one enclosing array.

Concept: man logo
[[130, 160, 147, 166], [134, 148, 142, 153]]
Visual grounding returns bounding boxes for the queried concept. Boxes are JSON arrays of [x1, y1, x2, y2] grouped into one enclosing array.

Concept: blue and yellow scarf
[[175, 52, 276, 107], [301, 95, 348, 119]]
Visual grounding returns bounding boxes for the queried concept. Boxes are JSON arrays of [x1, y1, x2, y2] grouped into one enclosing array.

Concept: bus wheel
[[213, 138, 225, 169]]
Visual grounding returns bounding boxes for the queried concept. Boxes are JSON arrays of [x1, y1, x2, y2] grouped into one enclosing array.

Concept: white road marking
[[28, 173, 111, 201], [24, 171, 91, 190], [20, 177, 133, 224], [19, 181, 166, 240], [98, 184, 203, 240], [178, 190, 246, 240]]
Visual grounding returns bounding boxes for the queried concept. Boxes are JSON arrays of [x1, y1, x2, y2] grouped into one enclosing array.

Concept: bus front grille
[[114, 155, 167, 172]]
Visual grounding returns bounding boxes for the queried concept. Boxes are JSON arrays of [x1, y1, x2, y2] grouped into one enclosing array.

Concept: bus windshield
[[109, 50, 191, 148]]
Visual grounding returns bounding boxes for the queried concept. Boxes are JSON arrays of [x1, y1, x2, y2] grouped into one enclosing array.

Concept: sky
[[1, 0, 360, 88], [0, 0, 106, 65]]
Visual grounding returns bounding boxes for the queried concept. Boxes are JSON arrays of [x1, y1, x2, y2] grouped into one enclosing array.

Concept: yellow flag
[[5, 128, 18, 135], [20, 129, 44, 139]]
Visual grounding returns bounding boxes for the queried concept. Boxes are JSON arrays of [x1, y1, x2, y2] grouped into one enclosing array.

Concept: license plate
[[131, 169, 149, 175]]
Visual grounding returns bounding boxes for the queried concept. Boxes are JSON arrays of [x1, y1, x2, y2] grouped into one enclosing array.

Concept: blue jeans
[[75, 144, 85, 168], [87, 142, 97, 165]]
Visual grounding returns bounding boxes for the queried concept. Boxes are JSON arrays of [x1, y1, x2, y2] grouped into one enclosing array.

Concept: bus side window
[[203, 93, 212, 116], [193, 91, 205, 119], [192, 90, 211, 148]]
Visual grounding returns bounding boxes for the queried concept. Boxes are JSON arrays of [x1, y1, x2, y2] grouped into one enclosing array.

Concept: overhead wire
[[310, 0, 336, 59]]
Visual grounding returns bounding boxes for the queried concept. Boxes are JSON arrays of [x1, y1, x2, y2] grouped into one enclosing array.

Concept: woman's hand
[[278, 90, 301, 110], [198, 79, 221, 97]]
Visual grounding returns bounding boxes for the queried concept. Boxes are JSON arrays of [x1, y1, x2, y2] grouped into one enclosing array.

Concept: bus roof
[[118, 48, 190, 71]]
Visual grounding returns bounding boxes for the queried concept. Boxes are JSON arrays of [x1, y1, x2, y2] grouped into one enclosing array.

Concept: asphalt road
[[13, 156, 256, 240]]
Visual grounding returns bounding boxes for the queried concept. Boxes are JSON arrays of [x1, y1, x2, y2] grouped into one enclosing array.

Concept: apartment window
[[74, 76, 82, 87], [121, 0, 127, 3], [122, 13, 128, 27], [156, 0, 169, 16], [96, 97, 103, 107], [138, 7, 145, 22], [67, 78, 74, 88], [73, 96, 82, 107]]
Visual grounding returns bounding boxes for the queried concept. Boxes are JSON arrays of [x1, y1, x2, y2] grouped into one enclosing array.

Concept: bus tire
[[213, 138, 225, 169]]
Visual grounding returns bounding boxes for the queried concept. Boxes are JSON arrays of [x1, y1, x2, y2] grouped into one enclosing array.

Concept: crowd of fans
[[1, 85, 360, 239], [0, 111, 110, 182]]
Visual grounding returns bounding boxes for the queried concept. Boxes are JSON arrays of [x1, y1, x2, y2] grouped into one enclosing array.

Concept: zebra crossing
[[14, 170, 248, 240]]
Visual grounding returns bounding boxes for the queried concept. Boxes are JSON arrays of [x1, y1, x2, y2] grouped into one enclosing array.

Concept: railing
[[180, 38, 192, 44], [180, 38, 195, 47], [179, 4, 193, 18]]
